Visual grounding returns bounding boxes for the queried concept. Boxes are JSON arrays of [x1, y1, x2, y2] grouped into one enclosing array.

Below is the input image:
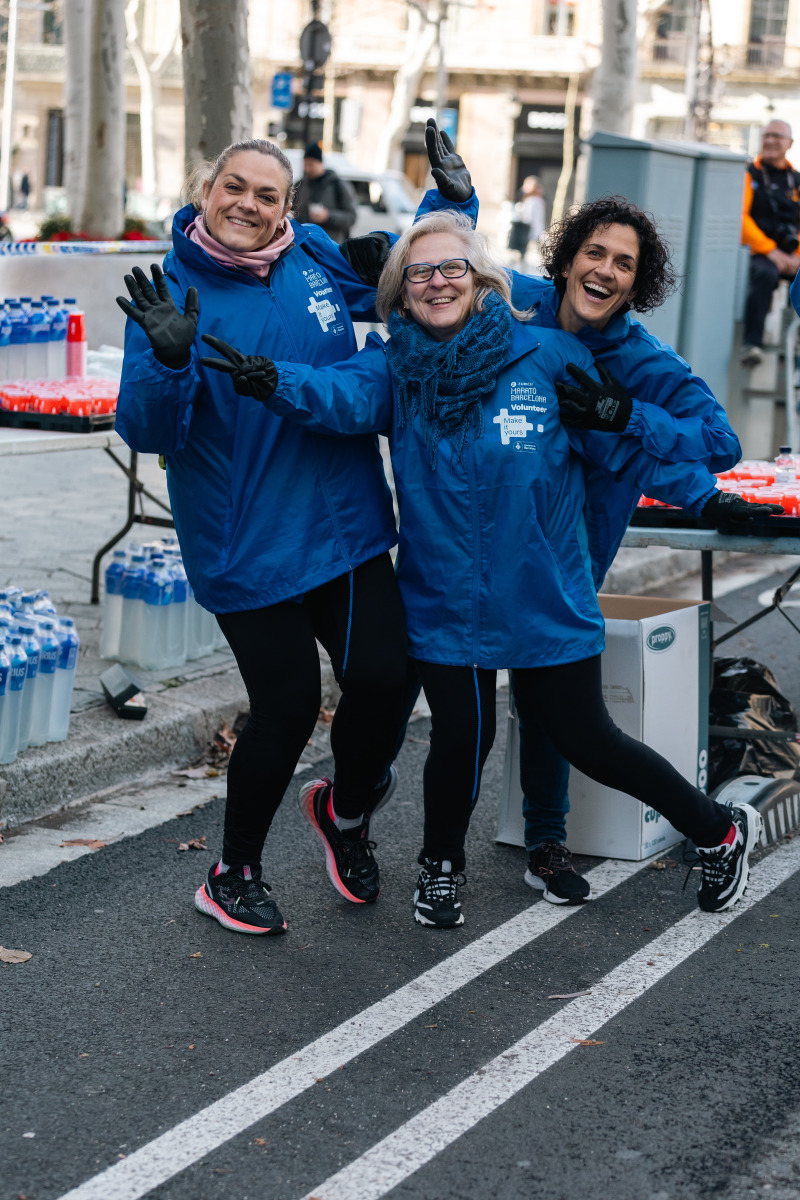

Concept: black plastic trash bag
[[709, 656, 800, 790]]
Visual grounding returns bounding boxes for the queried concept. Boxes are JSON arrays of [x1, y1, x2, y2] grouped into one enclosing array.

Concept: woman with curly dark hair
[[505, 196, 776, 905]]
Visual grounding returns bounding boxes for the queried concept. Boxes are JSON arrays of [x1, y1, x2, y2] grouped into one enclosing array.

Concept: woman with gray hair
[[203, 209, 762, 929]]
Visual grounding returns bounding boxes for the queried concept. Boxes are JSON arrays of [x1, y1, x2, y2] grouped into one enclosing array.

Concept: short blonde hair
[[375, 209, 531, 324]]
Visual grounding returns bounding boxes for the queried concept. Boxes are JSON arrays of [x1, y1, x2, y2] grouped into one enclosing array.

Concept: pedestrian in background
[[294, 141, 358, 245], [740, 119, 800, 367], [115, 135, 477, 938], [507, 175, 546, 266]]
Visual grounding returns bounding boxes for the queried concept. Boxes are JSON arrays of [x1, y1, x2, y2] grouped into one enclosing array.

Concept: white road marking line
[[300, 835, 800, 1200], [55, 855, 650, 1200], [0, 777, 224, 889]]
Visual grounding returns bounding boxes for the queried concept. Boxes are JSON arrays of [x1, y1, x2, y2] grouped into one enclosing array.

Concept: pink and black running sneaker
[[298, 777, 380, 903], [194, 861, 287, 934]]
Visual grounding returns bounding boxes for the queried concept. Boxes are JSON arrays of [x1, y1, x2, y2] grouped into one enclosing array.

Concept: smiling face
[[202, 150, 292, 252], [401, 232, 475, 342], [760, 120, 793, 167], [558, 222, 640, 333]]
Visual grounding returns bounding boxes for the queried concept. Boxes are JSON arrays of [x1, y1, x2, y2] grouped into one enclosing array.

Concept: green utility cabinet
[[586, 132, 747, 406]]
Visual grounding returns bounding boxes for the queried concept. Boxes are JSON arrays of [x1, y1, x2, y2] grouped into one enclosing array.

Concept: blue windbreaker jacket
[[264, 321, 724, 668], [509, 277, 741, 584], [115, 191, 477, 613]]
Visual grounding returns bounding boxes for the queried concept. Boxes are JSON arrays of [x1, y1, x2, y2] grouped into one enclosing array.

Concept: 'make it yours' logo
[[646, 625, 676, 653]]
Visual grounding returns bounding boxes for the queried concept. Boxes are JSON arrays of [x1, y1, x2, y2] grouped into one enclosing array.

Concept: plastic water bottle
[[119, 553, 147, 665], [16, 623, 41, 752], [7, 300, 30, 378], [2, 635, 27, 761], [46, 299, 68, 378], [164, 550, 188, 667], [16, 592, 37, 619], [49, 616, 80, 742], [33, 590, 57, 616], [66, 305, 87, 377], [187, 591, 217, 660], [0, 304, 11, 380], [0, 641, 15, 764], [27, 300, 50, 378], [99, 548, 128, 659], [29, 619, 58, 746], [775, 445, 796, 485], [139, 556, 174, 669]]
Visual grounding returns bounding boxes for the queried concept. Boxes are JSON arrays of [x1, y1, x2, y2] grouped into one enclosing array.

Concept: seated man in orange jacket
[[741, 119, 800, 366]]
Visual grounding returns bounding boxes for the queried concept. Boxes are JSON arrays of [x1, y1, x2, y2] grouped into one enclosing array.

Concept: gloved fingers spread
[[183, 286, 200, 323], [424, 119, 444, 166], [752, 502, 785, 515], [150, 263, 172, 303], [430, 167, 449, 191], [565, 362, 596, 391], [121, 272, 150, 311], [130, 265, 160, 307], [439, 128, 457, 155], [199, 356, 238, 375], [596, 363, 618, 389], [115, 295, 144, 325], [200, 333, 245, 365]]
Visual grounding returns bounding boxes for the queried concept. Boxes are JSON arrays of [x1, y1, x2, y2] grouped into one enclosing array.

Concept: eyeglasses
[[403, 258, 471, 283]]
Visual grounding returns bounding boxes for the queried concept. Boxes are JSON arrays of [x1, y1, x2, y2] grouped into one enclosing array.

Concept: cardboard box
[[496, 595, 711, 860]]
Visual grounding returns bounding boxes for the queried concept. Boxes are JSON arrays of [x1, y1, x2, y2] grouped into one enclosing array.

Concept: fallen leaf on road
[[0, 947, 32, 963], [423, 1024, 438, 1029], [188, 1044, 195, 1050], [79, 1053, 90, 1058], [176, 810, 195, 817], [177, 837, 207, 852], [60, 839, 106, 850], [570, 1039, 604, 1046], [174, 767, 214, 779], [548, 991, 592, 999], [189, 952, 203, 958], [650, 861, 667, 870], [646, 961, 656, 966], [254, 1138, 267, 1146]]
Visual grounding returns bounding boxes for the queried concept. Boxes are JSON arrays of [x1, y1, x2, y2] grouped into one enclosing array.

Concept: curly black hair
[[540, 196, 679, 314]]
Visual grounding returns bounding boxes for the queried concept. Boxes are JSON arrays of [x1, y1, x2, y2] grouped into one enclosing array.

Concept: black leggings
[[415, 655, 731, 871], [217, 553, 408, 866]]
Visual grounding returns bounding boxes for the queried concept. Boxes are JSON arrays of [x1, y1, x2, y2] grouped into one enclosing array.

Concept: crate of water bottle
[[101, 539, 226, 671], [0, 588, 81, 766], [0, 377, 118, 431]]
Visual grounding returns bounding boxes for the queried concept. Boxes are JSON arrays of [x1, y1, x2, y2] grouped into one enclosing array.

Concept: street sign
[[299, 20, 331, 71], [271, 72, 293, 110], [440, 108, 459, 142]]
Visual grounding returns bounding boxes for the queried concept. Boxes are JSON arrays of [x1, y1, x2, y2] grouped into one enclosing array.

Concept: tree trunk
[[590, 0, 639, 137], [180, 0, 252, 171], [126, 0, 180, 202], [374, 5, 436, 173], [63, 0, 92, 223], [78, 0, 127, 237]]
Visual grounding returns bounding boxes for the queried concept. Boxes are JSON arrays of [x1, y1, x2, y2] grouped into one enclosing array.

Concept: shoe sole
[[700, 803, 763, 913], [524, 868, 594, 905], [194, 884, 287, 935], [413, 907, 464, 928], [298, 779, 379, 905]]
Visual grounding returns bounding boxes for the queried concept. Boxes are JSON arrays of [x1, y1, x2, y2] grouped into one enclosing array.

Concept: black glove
[[340, 232, 393, 288], [425, 118, 472, 204], [556, 363, 633, 433], [701, 490, 784, 528], [116, 263, 198, 370], [200, 334, 279, 402]]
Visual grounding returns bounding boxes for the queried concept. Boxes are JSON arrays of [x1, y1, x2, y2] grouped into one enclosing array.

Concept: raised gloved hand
[[340, 232, 393, 288], [556, 363, 633, 433], [116, 263, 198, 370], [200, 334, 279, 402], [425, 118, 472, 204], [701, 490, 784, 528]]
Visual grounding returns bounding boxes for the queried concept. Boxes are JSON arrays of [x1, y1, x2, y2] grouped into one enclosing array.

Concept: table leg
[[701, 550, 713, 601], [90, 448, 175, 603]]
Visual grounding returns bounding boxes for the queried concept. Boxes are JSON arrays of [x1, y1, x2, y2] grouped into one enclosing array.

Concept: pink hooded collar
[[185, 211, 295, 278]]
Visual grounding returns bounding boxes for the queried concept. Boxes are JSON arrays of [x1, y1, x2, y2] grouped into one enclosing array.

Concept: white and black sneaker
[[694, 803, 763, 913], [524, 842, 593, 905], [413, 858, 465, 928]]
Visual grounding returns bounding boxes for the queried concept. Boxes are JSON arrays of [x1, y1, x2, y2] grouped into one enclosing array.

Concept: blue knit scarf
[[385, 291, 514, 469]]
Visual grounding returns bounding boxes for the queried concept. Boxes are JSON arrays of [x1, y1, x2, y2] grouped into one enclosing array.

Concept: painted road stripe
[[55, 855, 649, 1200], [299, 835, 800, 1200]]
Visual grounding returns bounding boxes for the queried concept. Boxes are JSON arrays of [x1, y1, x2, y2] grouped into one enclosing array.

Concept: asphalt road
[[2, 560, 800, 1200]]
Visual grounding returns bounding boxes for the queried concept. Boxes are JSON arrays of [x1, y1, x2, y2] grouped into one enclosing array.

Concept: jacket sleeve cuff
[[688, 485, 719, 517], [622, 398, 644, 437]]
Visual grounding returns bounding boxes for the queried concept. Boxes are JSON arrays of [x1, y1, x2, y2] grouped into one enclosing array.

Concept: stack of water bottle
[[0, 295, 85, 380], [0, 589, 81, 765], [101, 539, 226, 671]]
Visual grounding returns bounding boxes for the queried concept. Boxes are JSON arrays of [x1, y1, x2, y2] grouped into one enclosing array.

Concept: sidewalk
[[0, 442, 706, 828]]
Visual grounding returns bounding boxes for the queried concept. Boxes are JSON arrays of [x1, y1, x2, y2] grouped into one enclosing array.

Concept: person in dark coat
[[294, 142, 358, 244]]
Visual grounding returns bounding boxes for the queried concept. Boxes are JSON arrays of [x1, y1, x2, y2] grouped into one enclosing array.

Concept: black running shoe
[[298, 777, 380, 903], [195, 861, 287, 935], [364, 763, 398, 839], [693, 803, 762, 913], [413, 858, 466, 928], [524, 842, 593, 905]]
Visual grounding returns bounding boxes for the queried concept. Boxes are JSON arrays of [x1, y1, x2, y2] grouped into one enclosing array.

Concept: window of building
[[544, 1, 575, 36], [45, 109, 63, 187], [748, 0, 788, 66], [42, 0, 63, 45], [652, 0, 691, 62]]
